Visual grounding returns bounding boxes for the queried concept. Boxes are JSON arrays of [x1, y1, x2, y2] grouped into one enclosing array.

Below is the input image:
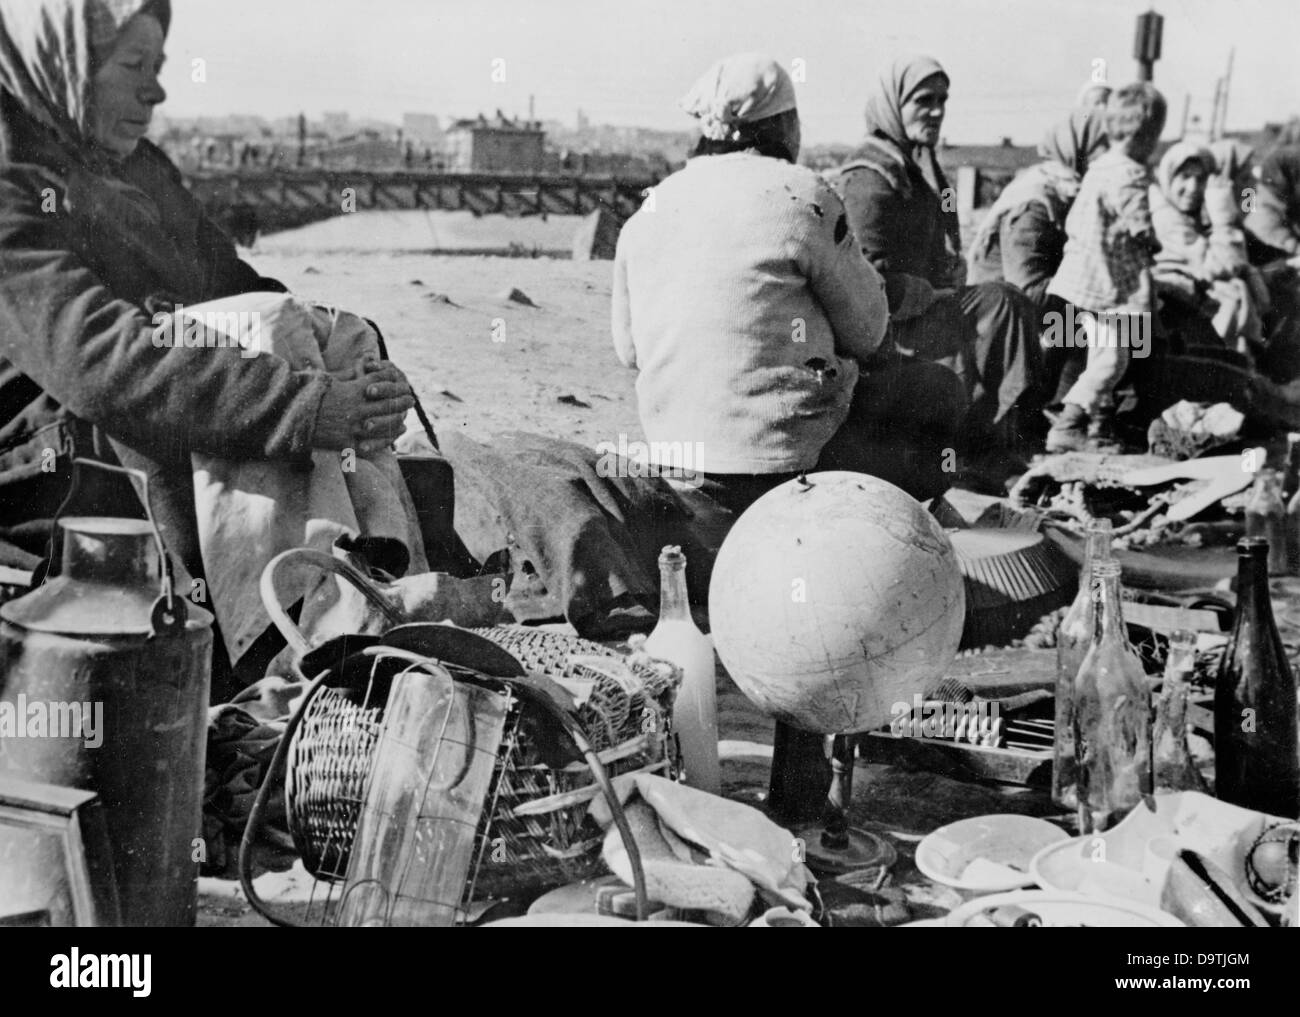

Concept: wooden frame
[[0, 776, 120, 927]]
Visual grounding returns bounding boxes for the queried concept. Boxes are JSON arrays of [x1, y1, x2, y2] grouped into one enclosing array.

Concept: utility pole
[[1134, 9, 1163, 82], [1178, 93, 1191, 139], [1210, 78, 1223, 141], [1218, 47, 1235, 138]]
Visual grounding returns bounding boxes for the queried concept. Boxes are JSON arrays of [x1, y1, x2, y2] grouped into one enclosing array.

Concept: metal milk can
[[0, 462, 212, 926]]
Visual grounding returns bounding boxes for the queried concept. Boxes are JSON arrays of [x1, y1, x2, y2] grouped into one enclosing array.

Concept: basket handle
[[260, 547, 405, 660]]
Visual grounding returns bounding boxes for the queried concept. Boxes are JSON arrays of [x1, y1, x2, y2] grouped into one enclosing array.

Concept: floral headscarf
[[1038, 106, 1108, 178], [681, 53, 796, 142], [0, 0, 170, 152]]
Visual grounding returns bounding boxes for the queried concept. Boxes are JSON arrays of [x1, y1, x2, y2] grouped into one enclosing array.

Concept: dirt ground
[[246, 215, 643, 454]]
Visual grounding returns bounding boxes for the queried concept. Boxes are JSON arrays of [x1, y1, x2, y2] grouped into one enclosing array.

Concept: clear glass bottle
[[643, 546, 720, 795], [1245, 468, 1288, 575], [1073, 558, 1152, 834], [1053, 520, 1113, 809], [1152, 629, 1207, 793], [1215, 538, 1300, 818]]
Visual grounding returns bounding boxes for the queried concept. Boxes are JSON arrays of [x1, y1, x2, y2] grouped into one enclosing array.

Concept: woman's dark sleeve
[[0, 164, 329, 465], [196, 210, 287, 296], [1000, 203, 1063, 310], [832, 167, 937, 319], [134, 142, 287, 297]]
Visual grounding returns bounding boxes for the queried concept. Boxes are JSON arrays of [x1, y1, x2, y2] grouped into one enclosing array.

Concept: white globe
[[709, 471, 965, 734]]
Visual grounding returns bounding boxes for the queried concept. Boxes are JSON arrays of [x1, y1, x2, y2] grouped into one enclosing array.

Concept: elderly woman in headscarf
[[0, 0, 415, 695], [612, 52, 966, 519], [967, 108, 1107, 414], [1150, 141, 1265, 354], [828, 55, 1043, 490]]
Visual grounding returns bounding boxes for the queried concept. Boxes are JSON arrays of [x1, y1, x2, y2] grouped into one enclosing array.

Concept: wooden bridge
[[182, 169, 658, 240]]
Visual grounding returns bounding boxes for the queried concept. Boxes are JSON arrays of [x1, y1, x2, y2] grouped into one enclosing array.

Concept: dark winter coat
[[0, 88, 328, 569]]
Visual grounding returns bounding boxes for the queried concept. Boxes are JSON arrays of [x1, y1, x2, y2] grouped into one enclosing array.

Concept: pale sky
[[157, 0, 1300, 144]]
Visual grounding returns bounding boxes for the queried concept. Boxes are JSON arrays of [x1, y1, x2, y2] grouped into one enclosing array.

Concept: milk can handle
[[41, 458, 184, 632]]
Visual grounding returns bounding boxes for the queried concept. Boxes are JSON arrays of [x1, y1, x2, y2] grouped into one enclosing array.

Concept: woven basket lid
[[948, 528, 1072, 611]]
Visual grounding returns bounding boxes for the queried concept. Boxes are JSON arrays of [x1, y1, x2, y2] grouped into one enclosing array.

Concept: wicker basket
[[284, 626, 679, 904]]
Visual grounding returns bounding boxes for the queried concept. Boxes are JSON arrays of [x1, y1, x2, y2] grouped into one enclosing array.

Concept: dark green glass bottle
[[1214, 538, 1300, 818]]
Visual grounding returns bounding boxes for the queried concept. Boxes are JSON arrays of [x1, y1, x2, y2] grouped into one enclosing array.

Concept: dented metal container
[[0, 495, 212, 926]]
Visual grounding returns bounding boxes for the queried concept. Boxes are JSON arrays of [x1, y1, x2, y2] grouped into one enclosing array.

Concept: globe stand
[[792, 735, 894, 874], [767, 725, 894, 874]]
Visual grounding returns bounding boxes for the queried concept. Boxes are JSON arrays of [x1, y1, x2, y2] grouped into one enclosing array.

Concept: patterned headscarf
[[970, 108, 1108, 262], [1038, 107, 1108, 177], [0, 0, 170, 150], [680, 53, 796, 142]]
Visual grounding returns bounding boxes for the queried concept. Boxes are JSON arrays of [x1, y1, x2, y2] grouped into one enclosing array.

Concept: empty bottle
[[1245, 469, 1288, 575], [1215, 538, 1300, 818], [1073, 558, 1152, 834], [1152, 629, 1207, 793], [1053, 519, 1113, 810], [644, 546, 720, 795]]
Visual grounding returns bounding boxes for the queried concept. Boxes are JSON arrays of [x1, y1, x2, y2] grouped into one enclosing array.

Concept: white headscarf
[[0, 0, 170, 150], [680, 52, 796, 142]]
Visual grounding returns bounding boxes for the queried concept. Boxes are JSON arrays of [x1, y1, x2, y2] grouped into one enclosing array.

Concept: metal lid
[[1, 518, 211, 636]]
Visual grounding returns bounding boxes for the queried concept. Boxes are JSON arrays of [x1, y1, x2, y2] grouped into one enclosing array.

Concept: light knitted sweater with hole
[[612, 151, 889, 475]]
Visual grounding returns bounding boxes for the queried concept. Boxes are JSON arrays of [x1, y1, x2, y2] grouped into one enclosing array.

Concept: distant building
[[446, 111, 545, 173], [402, 112, 444, 147]]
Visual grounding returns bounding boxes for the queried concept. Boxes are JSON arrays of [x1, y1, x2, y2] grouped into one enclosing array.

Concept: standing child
[[1046, 82, 1167, 451]]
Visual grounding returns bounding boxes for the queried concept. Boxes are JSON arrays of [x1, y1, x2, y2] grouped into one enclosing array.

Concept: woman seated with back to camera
[[611, 53, 967, 519]]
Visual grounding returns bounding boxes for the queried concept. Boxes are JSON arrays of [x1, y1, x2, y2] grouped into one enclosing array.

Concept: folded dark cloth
[[440, 431, 694, 638], [202, 677, 303, 875]]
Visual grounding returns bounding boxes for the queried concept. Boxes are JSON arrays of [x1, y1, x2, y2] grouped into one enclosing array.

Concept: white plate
[[1029, 791, 1288, 914], [947, 890, 1184, 928], [915, 814, 1070, 893]]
